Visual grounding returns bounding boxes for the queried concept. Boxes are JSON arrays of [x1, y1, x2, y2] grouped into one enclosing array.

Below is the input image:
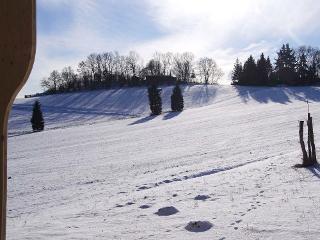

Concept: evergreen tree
[[266, 57, 274, 85], [231, 58, 243, 85], [307, 60, 318, 84], [171, 84, 184, 112], [266, 57, 273, 76], [297, 53, 309, 85], [241, 55, 257, 85], [148, 85, 162, 115], [257, 53, 269, 85], [275, 43, 297, 85], [31, 100, 44, 131]]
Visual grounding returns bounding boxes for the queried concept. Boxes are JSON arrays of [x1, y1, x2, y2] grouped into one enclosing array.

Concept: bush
[[31, 100, 44, 131], [148, 85, 162, 115], [171, 84, 184, 111]]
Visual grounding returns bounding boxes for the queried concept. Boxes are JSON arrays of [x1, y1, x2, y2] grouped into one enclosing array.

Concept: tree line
[[232, 44, 320, 86], [41, 51, 223, 94]]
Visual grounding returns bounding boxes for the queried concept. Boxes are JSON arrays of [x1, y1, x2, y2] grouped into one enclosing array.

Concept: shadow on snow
[[234, 86, 320, 104]]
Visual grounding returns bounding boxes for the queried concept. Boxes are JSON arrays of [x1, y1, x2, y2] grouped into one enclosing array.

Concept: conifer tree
[[266, 57, 273, 77], [171, 84, 184, 112], [148, 85, 162, 115], [275, 43, 297, 85], [231, 58, 243, 85], [307, 60, 318, 84], [241, 55, 257, 85], [257, 53, 269, 85], [297, 53, 309, 85], [31, 100, 44, 131]]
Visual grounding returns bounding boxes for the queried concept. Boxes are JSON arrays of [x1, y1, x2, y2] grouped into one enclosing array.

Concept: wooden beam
[[0, 1, 36, 239]]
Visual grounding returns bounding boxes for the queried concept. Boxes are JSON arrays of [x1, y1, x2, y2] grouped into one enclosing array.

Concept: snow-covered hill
[[10, 85, 320, 136], [7, 85, 320, 239]]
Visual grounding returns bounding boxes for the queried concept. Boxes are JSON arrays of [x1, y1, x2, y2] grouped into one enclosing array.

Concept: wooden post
[[299, 121, 308, 165], [308, 115, 317, 164], [298, 113, 317, 167], [307, 114, 312, 163], [0, 1, 36, 239]]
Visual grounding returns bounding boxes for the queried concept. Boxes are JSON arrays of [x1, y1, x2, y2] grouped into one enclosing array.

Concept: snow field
[[7, 85, 320, 239]]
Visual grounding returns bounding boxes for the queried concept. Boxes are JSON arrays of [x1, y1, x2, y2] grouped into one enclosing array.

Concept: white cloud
[[19, 0, 320, 96], [132, 0, 320, 83]]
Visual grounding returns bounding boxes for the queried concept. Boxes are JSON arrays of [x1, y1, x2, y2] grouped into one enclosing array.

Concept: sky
[[19, 0, 320, 96]]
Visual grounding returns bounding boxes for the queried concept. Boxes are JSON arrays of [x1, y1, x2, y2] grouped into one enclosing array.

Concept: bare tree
[[151, 51, 174, 76], [173, 52, 195, 82], [61, 66, 77, 90], [126, 51, 142, 76], [162, 52, 173, 75], [86, 53, 98, 80], [77, 61, 91, 88], [197, 57, 223, 84], [95, 54, 103, 76], [102, 51, 115, 74], [51, 70, 62, 91], [40, 77, 51, 91], [147, 58, 162, 76]]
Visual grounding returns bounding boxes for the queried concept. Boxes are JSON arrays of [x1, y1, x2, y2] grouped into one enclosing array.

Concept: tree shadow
[[163, 111, 181, 120], [190, 84, 218, 106], [307, 163, 320, 179], [234, 86, 320, 104], [128, 115, 157, 125]]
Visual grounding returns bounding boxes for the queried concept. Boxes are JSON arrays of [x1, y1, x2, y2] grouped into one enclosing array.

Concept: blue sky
[[20, 0, 320, 96]]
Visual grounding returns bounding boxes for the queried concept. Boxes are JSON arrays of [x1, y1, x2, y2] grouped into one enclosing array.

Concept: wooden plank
[[0, 1, 36, 239], [299, 121, 308, 165]]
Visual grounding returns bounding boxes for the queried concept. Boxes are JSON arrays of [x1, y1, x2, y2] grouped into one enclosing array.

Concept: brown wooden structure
[[0, 1, 36, 239], [299, 113, 317, 167]]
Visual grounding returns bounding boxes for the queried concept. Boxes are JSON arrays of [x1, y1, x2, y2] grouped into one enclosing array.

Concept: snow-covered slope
[[7, 85, 320, 239], [10, 85, 320, 136]]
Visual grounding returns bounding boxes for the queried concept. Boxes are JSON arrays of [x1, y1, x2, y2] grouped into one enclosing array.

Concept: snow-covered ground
[[7, 85, 320, 239]]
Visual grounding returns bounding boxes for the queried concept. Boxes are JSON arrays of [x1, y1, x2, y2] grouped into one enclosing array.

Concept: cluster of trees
[[41, 51, 223, 94], [232, 44, 320, 86], [148, 85, 184, 115]]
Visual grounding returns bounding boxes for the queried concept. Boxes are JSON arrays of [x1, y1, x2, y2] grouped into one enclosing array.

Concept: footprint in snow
[[154, 206, 179, 216], [139, 204, 151, 209], [137, 186, 152, 191], [185, 221, 213, 232], [194, 195, 211, 201]]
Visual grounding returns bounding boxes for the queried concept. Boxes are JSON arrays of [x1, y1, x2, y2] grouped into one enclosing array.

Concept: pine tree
[[266, 57, 273, 76], [148, 85, 162, 115], [275, 43, 297, 85], [297, 53, 309, 85], [171, 84, 184, 112], [257, 53, 269, 85], [231, 58, 243, 85], [31, 100, 44, 131], [241, 55, 257, 85], [307, 60, 318, 85]]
